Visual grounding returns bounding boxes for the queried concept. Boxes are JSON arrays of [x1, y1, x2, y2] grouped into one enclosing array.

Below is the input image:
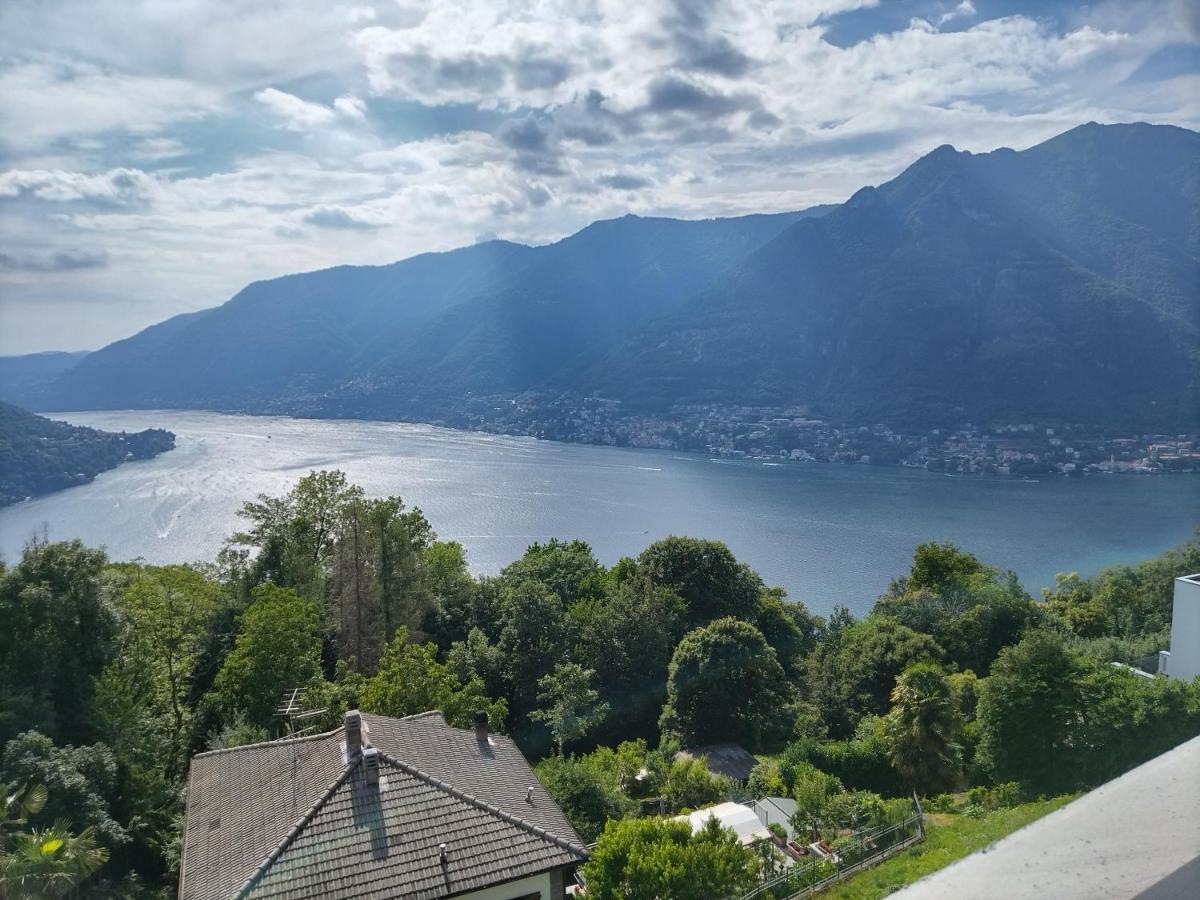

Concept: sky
[[0, 0, 1197, 355]]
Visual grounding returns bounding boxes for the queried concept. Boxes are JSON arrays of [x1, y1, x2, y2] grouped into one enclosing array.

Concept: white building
[[675, 802, 772, 846], [1159, 574, 1200, 681]]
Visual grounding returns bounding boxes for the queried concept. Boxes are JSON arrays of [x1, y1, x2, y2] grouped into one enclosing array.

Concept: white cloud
[[0, 62, 222, 153], [938, 1, 976, 28], [254, 88, 339, 130], [0, 0, 1195, 353]]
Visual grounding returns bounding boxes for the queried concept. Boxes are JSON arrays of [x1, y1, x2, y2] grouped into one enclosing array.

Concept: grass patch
[[819, 796, 1075, 899]]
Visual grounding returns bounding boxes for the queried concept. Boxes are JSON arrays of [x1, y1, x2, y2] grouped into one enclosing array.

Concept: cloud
[[938, 2, 976, 28], [0, 0, 1195, 354], [255, 88, 338, 130], [597, 172, 654, 190], [302, 206, 382, 230], [0, 248, 109, 272], [0, 168, 157, 206], [0, 61, 221, 154]]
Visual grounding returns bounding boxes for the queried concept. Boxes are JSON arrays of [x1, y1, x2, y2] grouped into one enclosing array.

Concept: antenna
[[275, 688, 328, 738]]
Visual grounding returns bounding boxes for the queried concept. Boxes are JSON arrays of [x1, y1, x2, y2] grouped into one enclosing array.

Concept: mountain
[[586, 123, 1200, 428], [16, 122, 1199, 431], [0, 402, 174, 507], [27, 210, 817, 415], [0, 351, 88, 404]]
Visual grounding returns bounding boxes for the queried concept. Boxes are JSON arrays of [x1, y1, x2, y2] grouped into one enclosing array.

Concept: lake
[[1, 410, 1196, 615]]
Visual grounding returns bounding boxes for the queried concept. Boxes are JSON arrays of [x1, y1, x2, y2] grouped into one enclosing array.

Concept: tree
[[113, 564, 220, 777], [230, 469, 363, 597], [582, 816, 758, 900], [751, 588, 822, 676], [570, 576, 686, 740], [535, 755, 633, 843], [358, 631, 507, 731], [885, 662, 963, 795], [664, 757, 728, 812], [0, 820, 108, 898], [532, 663, 609, 754], [788, 762, 842, 840], [661, 618, 795, 749], [637, 537, 762, 627], [805, 617, 943, 738], [875, 544, 1038, 674], [0, 540, 118, 745], [975, 630, 1085, 794], [499, 539, 604, 607], [0, 732, 126, 850], [211, 584, 324, 731], [497, 579, 569, 718]]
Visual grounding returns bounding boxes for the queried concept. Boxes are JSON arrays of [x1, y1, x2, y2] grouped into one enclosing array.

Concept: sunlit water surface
[[2, 410, 1196, 616]]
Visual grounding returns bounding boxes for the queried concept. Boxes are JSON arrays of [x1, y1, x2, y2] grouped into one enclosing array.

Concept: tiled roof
[[179, 712, 587, 900], [677, 743, 759, 781]]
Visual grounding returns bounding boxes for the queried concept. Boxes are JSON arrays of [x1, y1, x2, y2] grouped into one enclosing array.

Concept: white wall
[[456, 870, 553, 900], [1166, 576, 1200, 681]]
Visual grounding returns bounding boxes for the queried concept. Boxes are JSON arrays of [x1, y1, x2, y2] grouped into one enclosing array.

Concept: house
[[178, 710, 588, 900], [1159, 575, 1200, 681], [750, 796, 797, 838], [674, 802, 772, 846], [675, 743, 759, 781]]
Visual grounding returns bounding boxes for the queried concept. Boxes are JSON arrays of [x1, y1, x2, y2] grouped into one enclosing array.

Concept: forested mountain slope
[[16, 122, 1198, 430], [0, 402, 174, 506], [587, 123, 1200, 428]]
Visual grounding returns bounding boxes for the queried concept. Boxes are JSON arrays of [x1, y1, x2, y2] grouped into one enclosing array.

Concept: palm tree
[[2, 782, 47, 833], [0, 820, 109, 899], [885, 662, 963, 795]]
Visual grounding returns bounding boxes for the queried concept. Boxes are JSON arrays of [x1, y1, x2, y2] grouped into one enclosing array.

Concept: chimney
[[363, 747, 380, 785], [473, 710, 489, 743], [345, 709, 363, 755]]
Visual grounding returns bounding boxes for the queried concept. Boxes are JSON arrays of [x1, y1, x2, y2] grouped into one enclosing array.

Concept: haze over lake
[[1, 410, 1195, 615]]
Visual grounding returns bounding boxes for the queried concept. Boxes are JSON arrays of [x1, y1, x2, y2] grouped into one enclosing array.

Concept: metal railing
[[736, 802, 925, 900]]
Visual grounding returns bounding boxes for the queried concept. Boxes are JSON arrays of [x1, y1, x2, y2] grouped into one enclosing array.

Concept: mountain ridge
[[5, 123, 1197, 431]]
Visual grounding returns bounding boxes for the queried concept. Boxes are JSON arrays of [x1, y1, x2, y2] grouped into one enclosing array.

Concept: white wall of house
[[1163, 575, 1200, 681], [456, 870, 554, 900]]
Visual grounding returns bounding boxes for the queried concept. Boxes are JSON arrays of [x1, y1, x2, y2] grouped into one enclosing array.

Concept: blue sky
[[0, 0, 1197, 354]]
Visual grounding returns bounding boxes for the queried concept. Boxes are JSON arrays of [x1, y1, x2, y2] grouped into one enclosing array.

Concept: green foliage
[[582, 815, 759, 900], [1042, 534, 1200, 641], [819, 797, 1074, 900], [534, 755, 634, 843], [976, 630, 1200, 794], [0, 733, 126, 850], [532, 663, 609, 754], [875, 543, 1039, 674], [637, 537, 762, 627], [497, 578, 569, 720], [664, 756, 730, 812], [660, 617, 796, 750], [746, 759, 787, 799], [806, 617, 943, 738], [358, 631, 507, 731], [0, 540, 118, 745], [0, 401, 173, 507], [569, 576, 686, 741], [781, 724, 906, 797], [211, 584, 324, 731], [0, 819, 109, 898], [500, 539, 605, 607], [788, 762, 843, 840], [885, 663, 963, 795]]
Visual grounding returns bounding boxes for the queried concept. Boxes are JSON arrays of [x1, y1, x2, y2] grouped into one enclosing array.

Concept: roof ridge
[[193, 726, 341, 759], [231, 761, 356, 899], [374, 750, 589, 860]]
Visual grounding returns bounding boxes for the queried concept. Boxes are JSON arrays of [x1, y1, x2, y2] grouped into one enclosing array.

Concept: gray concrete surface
[[892, 735, 1200, 899]]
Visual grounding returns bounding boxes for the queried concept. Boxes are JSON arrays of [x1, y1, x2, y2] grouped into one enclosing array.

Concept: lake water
[[1, 410, 1196, 615]]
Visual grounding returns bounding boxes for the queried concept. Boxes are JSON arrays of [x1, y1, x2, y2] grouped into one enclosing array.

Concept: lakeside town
[[439, 394, 1200, 476]]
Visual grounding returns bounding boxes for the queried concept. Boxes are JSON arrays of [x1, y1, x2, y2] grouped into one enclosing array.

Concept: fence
[[736, 800, 925, 900]]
